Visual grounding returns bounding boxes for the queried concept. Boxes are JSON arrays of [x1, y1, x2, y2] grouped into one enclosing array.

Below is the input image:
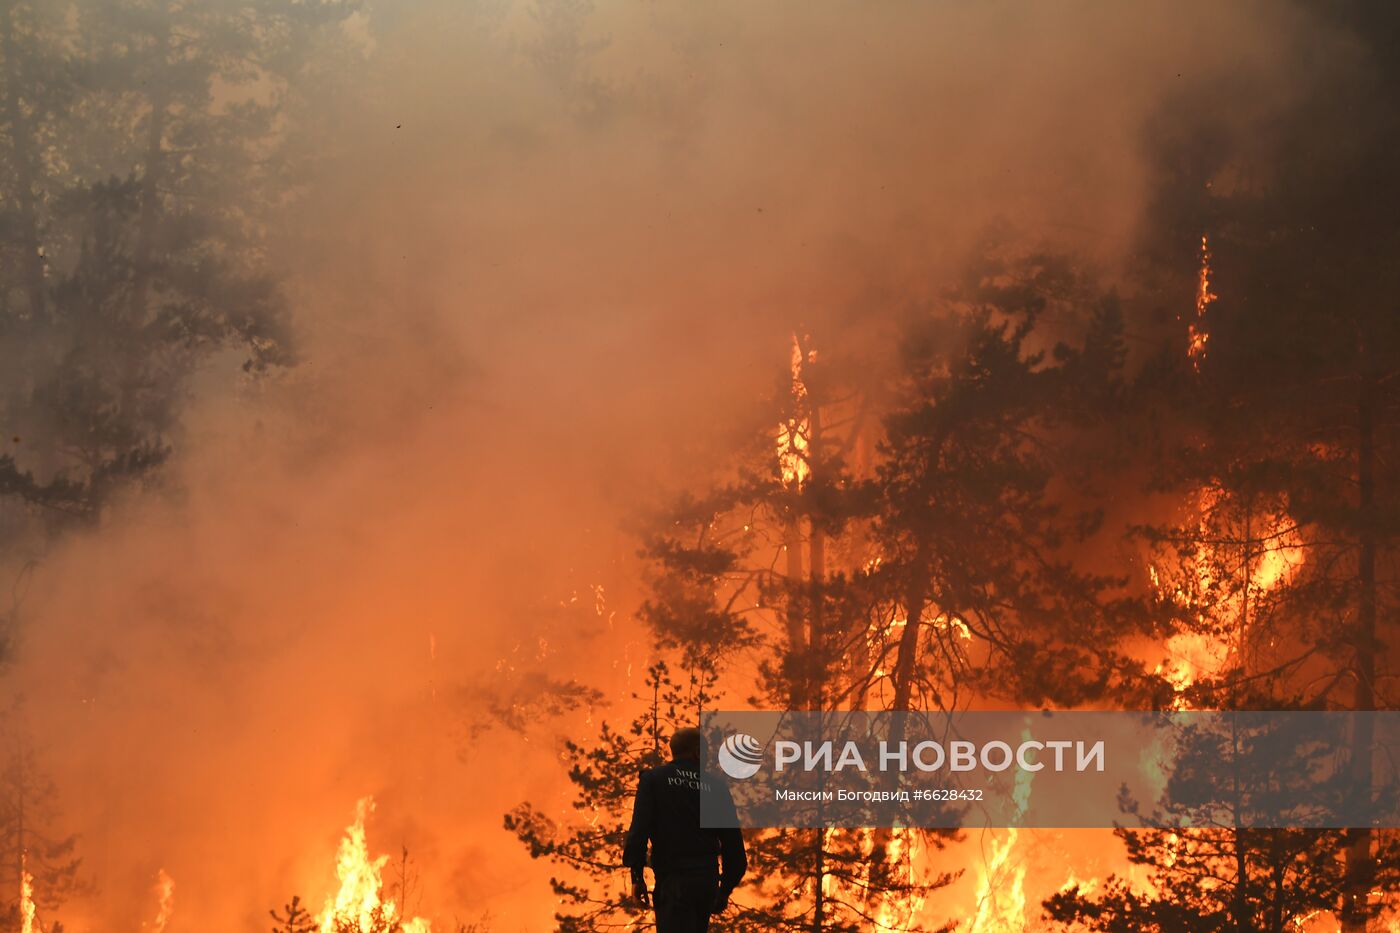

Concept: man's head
[[670, 727, 705, 762]]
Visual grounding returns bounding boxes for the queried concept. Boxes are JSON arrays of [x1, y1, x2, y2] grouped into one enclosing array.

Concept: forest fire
[[0, 1, 1396, 931]]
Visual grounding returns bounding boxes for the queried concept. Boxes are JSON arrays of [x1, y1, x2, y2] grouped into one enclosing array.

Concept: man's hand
[[712, 887, 731, 915], [631, 873, 651, 908]]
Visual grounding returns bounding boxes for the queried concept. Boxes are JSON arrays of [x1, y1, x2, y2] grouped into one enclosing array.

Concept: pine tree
[[270, 895, 317, 933], [0, 0, 358, 530], [0, 724, 79, 931], [505, 661, 709, 931], [866, 247, 1143, 718]]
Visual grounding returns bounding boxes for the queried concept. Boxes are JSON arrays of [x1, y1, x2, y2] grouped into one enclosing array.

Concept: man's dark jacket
[[622, 759, 747, 891]]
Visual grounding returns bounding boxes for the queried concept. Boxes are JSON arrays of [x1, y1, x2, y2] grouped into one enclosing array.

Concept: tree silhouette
[[270, 895, 317, 933], [0, 722, 80, 932], [0, 0, 356, 534]]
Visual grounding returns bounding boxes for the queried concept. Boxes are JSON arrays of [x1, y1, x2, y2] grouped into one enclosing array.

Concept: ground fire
[[314, 799, 431, 933]]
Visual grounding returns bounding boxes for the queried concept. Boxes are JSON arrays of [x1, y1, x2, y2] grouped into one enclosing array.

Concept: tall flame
[[778, 334, 812, 488], [967, 735, 1035, 931], [19, 853, 37, 933], [318, 798, 431, 933], [152, 869, 175, 933], [868, 828, 929, 929], [967, 829, 1026, 932], [1188, 234, 1216, 370]]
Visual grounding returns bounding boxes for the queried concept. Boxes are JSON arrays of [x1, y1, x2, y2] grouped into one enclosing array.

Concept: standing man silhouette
[[622, 727, 747, 931]]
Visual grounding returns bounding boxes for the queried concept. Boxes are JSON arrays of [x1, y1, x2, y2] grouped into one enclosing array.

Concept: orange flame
[[318, 798, 431, 933], [152, 869, 175, 932], [19, 853, 36, 933], [1188, 234, 1216, 370], [967, 829, 1026, 932], [1150, 485, 1306, 704], [868, 828, 929, 929], [777, 334, 812, 488], [967, 736, 1035, 931]]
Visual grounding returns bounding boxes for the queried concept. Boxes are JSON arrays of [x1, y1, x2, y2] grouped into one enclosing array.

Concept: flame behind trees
[[1187, 234, 1216, 370], [1049, 1, 1400, 924], [778, 334, 814, 490], [1146, 483, 1306, 706]]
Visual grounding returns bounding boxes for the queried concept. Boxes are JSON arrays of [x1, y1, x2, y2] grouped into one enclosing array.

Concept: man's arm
[[717, 779, 747, 897], [719, 827, 747, 892], [622, 770, 655, 906]]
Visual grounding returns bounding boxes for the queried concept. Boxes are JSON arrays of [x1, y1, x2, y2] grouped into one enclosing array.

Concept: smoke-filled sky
[[3, 0, 1345, 928]]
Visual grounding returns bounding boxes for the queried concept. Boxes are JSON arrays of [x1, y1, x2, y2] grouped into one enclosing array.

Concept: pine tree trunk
[[785, 515, 806, 710], [1232, 509, 1254, 933], [890, 586, 927, 717], [808, 404, 825, 710], [1341, 370, 1377, 933], [1269, 842, 1286, 933], [861, 576, 927, 910]]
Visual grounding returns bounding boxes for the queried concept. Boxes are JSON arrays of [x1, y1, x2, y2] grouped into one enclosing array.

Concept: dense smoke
[[0, 1, 1344, 928]]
